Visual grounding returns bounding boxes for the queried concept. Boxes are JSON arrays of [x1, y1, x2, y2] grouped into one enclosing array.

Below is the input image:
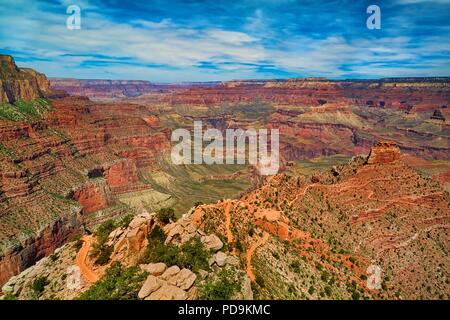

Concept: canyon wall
[[0, 56, 171, 286], [0, 55, 50, 103]]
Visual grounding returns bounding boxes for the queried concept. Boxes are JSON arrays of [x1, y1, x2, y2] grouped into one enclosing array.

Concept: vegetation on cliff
[[0, 98, 52, 121], [77, 262, 148, 300]]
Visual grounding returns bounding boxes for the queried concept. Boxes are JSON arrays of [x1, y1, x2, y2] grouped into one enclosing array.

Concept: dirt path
[[223, 200, 234, 244], [246, 233, 269, 282], [289, 183, 319, 206], [75, 235, 99, 283]]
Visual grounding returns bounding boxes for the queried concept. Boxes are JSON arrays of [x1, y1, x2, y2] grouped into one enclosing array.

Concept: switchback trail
[[75, 235, 99, 283], [246, 233, 270, 282]]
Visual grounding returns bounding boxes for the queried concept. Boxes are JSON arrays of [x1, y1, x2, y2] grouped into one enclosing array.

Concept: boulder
[[167, 224, 183, 239], [138, 275, 163, 299], [129, 216, 147, 229], [187, 286, 198, 300], [146, 284, 187, 300], [160, 266, 180, 280], [140, 262, 167, 276], [201, 234, 223, 251], [214, 252, 228, 267], [173, 268, 197, 290]]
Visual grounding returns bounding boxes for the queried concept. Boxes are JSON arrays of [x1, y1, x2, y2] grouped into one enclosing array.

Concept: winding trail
[[223, 200, 234, 244], [75, 235, 99, 283], [288, 183, 319, 206], [246, 233, 270, 282]]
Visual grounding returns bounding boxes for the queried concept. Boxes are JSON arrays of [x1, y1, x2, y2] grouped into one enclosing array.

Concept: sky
[[0, 0, 449, 82]]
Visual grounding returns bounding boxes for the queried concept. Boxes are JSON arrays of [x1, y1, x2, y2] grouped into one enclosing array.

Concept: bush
[[3, 293, 17, 300], [179, 237, 210, 272], [77, 262, 147, 300], [199, 268, 242, 300], [156, 208, 175, 224], [144, 229, 210, 272], [308, 286, 315, 295], [32, 276, 49, 294], [94, 245, 114, 266], [290, 261, 301, 273], [145, 242, 181, 266], [147, 225, 166, 243], [255, 274, 265, 288]]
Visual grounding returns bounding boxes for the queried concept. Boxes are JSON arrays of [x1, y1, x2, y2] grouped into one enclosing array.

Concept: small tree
[[32, 276, 49, 294], [156, 208, 175, 224]]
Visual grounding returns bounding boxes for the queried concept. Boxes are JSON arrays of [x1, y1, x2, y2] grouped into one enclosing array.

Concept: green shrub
[[49, 253, 59, 262], [199, 268, 242, 300], [0, 99, 52, 121], [156, 208, 175, 224], [179, 237, 210, 272], [290, 260, 301, 273], [144, 230, 210, 272], [147, 225, 166, 243], [32, 276, 49, 294], [145, 242, 181, 266], [94, 245, 113, 266], [3, 293, 17, 300], [255, 274, 265, 288], [77, 262, 147, 300]]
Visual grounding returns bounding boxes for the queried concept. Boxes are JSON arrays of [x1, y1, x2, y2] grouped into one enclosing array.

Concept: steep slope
[[188, 141, 449, 299], [0, 55, 50, 103]]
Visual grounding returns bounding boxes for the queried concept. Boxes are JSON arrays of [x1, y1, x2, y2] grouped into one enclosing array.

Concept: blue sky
[[0, 0, 449, 81]]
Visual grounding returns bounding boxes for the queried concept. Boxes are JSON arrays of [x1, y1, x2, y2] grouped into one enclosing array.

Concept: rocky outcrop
[[366, 140, 401, 164], [0, 209, 83, 287], [0, 55, 50, 103], [137, 264, 197, 300], [71, 181, 112, 214]]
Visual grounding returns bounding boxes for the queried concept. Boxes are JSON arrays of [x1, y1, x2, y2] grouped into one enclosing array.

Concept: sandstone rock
[[163, 223, 176, 233], [167, 224, 183, 239], [180, 233, 194, 244], [108, 228, 124, 240], [367, 140, 401, 165], [186, 224, 196, 234], [225, 255, 240, 266], [161, 265, 180, 280], [179, 218, 191, 228], [2, 284, 13, 294], [140, 262, 167, 276], [146, 284, 187, 300], [138, 275, 163, 299], [187, 286, 198, 300], [173, 268, 197, 290], [201, 234, 223, 251], [129, 216, 147, 229], [214, 252, 228, 267]]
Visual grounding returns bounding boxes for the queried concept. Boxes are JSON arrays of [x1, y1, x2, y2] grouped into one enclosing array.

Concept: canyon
[[0, 54, 449, 299]]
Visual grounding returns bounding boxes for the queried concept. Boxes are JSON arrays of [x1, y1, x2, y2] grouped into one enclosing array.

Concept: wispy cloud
[[0, 0, 449, 81]]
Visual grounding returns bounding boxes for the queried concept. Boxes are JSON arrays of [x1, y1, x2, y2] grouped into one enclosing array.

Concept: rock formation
[[0, 55, 50, 103], [366, 140, 401, 164]]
